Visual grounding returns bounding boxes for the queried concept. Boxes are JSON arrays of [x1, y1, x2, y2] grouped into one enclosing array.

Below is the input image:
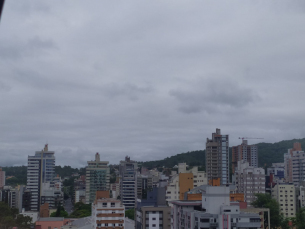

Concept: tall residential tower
[[26, 144, 55, 211], [206, 128, 229, 185], [119, 156, 137, 209], [232, 140, 258, 173], [85, 153, 110, 204]]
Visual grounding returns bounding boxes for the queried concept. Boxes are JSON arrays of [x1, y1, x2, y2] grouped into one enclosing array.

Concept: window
[[111, 203, 115, 207], [152, 224, 156, 227], [103, 203, 107, 207], [105, 224, 108, 226], [152, 218, 156, 220]]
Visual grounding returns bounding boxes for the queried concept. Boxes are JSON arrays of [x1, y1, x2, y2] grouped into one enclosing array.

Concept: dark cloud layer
[[0, 0, 305, 168]]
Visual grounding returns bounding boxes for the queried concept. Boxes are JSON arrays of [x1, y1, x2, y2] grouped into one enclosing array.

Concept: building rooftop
[[37, 217, 64, 222], [170, 200, 201, 206], [71, 216, 92, 228], [125, 217, 135, 229]]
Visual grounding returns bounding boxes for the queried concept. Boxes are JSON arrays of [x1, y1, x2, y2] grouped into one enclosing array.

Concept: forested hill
[[142, 138, 305, 169], [2, 138, 305, 183]]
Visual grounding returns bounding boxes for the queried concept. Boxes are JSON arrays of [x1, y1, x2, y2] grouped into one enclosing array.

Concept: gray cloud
[[0, 0, 305, 168], [170, 79, 258, 114]]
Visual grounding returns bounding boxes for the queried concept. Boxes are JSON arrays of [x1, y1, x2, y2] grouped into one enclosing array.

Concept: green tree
[[69, 202, 91, 218], [125, 208, 135, 220], [292, 207, 305, 229], [251, 193, 282, 229], [0, 202, 32, 229], [50, 206, 69, 218], [281, 217, 293, 229], [15, 214, 32, 229]]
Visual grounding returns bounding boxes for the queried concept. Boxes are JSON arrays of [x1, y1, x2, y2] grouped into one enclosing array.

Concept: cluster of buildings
[[1, 129, 305, 229]]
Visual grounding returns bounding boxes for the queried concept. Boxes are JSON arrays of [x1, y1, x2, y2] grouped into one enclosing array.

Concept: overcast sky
[[1, 0, 305, 168]]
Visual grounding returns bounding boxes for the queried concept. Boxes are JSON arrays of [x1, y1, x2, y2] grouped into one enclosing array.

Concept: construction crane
[[238, 137, 264, 143]]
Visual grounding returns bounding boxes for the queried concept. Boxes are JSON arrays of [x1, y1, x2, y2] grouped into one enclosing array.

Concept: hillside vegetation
[[142, 138, 305, 169], [1, 138, 305, 183]]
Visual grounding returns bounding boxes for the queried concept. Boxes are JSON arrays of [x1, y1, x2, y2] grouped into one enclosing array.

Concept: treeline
[[142, 138, 305, 169], [2, 138, 305, 185]]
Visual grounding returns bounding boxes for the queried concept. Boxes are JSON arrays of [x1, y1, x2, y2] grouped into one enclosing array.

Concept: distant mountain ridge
[[141, 138, 305, 169]]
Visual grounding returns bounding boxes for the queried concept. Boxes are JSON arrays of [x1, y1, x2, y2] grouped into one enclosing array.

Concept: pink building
[[35, 218, 71, 229], [0, 167, 5, 188]]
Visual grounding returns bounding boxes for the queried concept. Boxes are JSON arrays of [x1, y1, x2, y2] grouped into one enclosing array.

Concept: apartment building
[[110, 179, 120, 199], [0, 167, 5, 188], [233, 160, 265, 205], [86, 153, 110, 204], [136, 187, 170, 229], [267, 163, 285, 181], [92, 197, 125, 229], [165, 164, 207, 205], [137, 175, 153, 199], [284, 143, 305, 186], [26, 144, 55, 211], [206, 128, 229, 185], [119, 156, 137, 209], [272, 183, 296, 217], [171, 186, 261, 229], [178, 163, 207, 188], [232, 140, 258, 173]]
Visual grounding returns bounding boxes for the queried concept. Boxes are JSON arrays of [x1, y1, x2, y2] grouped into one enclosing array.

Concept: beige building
[[272, 184, 296, 218], [165, 163, 207, 204], [92, 197, 125, 229]]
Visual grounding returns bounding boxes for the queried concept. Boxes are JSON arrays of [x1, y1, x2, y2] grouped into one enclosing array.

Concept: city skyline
[[1, 1, 305, 168]]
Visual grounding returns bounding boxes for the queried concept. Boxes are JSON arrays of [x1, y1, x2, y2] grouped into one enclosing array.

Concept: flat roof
[[171, 200, 201, 206]]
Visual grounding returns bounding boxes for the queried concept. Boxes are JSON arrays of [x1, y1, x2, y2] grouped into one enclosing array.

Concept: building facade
[[232, 140, 258, 173], [136, 187, 170, 229], [92, 198, 125, 229], [171, 186, 261, 229], [206, 128, 229, 185], [165, 165, 207, 205], [119, 156, 137, 209], [0, 167, 5, 188], [233, 160, 265, 205], [137, 175, 153, 199], [284, 143, 305, 186], [272, 184, 296, 218], [85, 153, 110, 204], [26, 144, 55, 211]]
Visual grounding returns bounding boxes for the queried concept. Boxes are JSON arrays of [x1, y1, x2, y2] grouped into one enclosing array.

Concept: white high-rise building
[[119, 156, 137, 209], [233, 160, 265, 205], [26, 144, 55, 211]]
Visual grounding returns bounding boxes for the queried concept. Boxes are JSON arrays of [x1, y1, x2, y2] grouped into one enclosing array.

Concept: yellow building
[[179, 173, 194, 200]]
